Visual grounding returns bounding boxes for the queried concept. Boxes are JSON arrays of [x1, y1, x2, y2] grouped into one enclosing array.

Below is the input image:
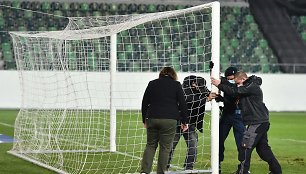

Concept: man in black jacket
[[218, 67, 245, 173], [167, 75, 215, 170], [211, 71, 282, 174]]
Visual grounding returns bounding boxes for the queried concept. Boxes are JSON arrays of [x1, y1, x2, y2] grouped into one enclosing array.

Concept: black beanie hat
[[224, 67, 238, 77]]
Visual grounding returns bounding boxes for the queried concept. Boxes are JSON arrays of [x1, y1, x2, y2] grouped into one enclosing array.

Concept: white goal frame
[[8, 2, 220, 174]]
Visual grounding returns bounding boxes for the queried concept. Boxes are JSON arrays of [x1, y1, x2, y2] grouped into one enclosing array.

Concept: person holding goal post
[[167, 75, 216, 171], [211, 71, 282, 174], [140, 67, 189, 174], [217, 67, 245, 174]]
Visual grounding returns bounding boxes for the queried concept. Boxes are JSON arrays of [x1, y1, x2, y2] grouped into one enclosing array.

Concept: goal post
[[210, 2, 220, 174], [110, 33, 117, 152], [8, 2, 220, 174]]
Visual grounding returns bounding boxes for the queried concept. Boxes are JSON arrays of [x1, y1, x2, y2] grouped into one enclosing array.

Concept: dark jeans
[[219, 112, 245, 163], [141, 118, 177, 174], [168, 124, 198, 170], [237, 122, 282, 174]]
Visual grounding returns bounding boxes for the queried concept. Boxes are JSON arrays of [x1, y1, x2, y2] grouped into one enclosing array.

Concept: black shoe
[[268, 172, 282, 174]]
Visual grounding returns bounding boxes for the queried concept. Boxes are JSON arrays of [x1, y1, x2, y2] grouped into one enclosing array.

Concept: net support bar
[[110, 34, 117, 152], [210, 2, 220, 174]]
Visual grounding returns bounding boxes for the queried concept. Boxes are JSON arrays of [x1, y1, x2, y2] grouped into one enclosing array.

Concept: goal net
[[8, 2, 220, 174]]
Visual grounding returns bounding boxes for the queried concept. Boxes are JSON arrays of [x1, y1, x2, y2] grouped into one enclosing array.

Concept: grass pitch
[[0, 110, 305, 174]]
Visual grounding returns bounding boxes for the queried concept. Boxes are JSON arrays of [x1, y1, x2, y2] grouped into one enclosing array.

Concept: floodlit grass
[[0, 110, 305, 174]]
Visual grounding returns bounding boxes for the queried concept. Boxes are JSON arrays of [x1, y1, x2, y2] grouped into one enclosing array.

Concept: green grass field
[[0, 110, 305, 174]]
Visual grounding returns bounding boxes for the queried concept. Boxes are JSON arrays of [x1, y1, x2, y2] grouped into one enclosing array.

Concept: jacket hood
[[244, 75, 262, 86]]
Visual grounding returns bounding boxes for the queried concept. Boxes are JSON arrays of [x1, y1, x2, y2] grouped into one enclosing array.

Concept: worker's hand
[[211, 77, 221, 87], [181, 124, 189, 132], [207, 92, 217, 101]]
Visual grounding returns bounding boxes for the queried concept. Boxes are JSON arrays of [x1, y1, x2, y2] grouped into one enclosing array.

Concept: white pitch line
[[0, 122, 14, 128], [280, 138, 306, 144]]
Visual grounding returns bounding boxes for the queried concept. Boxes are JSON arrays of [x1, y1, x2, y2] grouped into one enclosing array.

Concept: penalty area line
[[0, 122, 14, 128]]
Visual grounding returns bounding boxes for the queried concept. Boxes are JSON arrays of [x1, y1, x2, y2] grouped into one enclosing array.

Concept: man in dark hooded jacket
[[218, 67, 245, 174], [167, 75, 215, 170], [211, 71, 282, 174]]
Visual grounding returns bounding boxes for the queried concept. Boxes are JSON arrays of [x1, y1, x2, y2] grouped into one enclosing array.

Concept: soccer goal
[[8, 2, 220, 174]]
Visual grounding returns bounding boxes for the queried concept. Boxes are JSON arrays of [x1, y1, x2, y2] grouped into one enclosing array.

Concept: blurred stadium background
[[0, 0, 305, 73]]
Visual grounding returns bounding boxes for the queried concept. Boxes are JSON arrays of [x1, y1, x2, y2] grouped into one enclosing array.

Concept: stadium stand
[[0, 0, 305, 73]]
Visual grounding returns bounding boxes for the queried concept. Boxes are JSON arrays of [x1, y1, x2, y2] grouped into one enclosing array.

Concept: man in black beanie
[[218, 67, 245, 173]]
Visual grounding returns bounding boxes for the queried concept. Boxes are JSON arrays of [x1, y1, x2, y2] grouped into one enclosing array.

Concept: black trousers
[[219, 112, 245, 163], [237, 122, 282, 174]]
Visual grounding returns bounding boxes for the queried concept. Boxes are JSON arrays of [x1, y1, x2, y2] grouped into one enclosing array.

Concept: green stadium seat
[[93, 11, 102, 16], [126, 3, 136, 13], [117, 59, 127, 72], [196, 47, 204, 55], [147, 4, 157, 13], [12, 1, 21, 8], [53, 10, 63, 19], [132, 62, 141, 72], [24, 10, 33, 19], [301, 31, 306, 41], [48, 26, 57, 31], [245, 14, 254, 23], [61, 2, 70, 11], [110, 4, 118, 14], [226, 14, 236, 23], [118, 4, 128, 14], [118, 52, 126, 60], [87, 52, 97, 71], [1, 42, 11, 52], [70, 2, 80, 11], [80, 2, 89, 12], [157, 4, 166, 12], [300, 16, 306, 25], [31, 2, 41, 11], [51, 2, 61, 10], [230, 38, 239, 49], [5, 61, 16, 70], [176, 5, 185, 10], [259, 55, 269, 73], [41, 2, 50, 12], [3, 50, 13, 62], [68, 52, 77, 70], [259, 39, 268, 48], [138, 4, 147, 13], [232, 6, 241, 16], [166, 5, 176, 11], [225, 46, 234, 56], [38, 26, 47, 31], [18, 26, 27, 31], [90, 2, 100, 11], [249, 22, 258, 32], [221, 38, 229, 48], [221, 22, 231, 33], [254, 47, 263, 56], [244, 30, 254, 41]]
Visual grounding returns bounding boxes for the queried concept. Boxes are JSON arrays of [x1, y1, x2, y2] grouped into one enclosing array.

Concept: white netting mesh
[[9, 2, 219, 174]]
